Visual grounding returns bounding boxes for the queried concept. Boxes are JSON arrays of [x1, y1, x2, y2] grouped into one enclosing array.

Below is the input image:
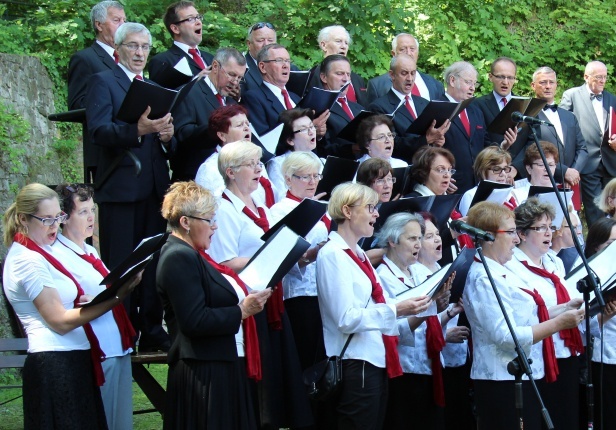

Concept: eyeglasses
[[249, 22, 275, 34], [233, 161, 264, 170], [370, 132, 396, 142], [489, 166, 513, 174], [220, 65, 245, 84], [590, 75, 609, 82], [174, 14, 203, 25], [531, 162, 556, 169], [455, 76, 479, 87], [293, 124, 316, 134], [494, 229, 518, 237], [28, 213, 68, 226], [526, 225, 557, 233], [292, 173, 322, 182], [350, 203, 377, 213], [262, 58, 292, 64], [121, 43, 151, 52], [432, 167, 456, 175], [374, 177, 397, 186], [491, 74, 517, 82], [185, 215, 216, 226]]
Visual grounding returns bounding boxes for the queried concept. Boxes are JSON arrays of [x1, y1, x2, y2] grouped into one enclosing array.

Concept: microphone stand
[[527, 124, 604, 430], [474, 243, 554, 430]]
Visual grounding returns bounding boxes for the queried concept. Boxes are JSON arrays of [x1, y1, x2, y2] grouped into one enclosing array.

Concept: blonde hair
[[161, 181, 218, 230], [328, 182, 378, 224], [281, 151, 321, 180], [467, 201, 515, 238], [596, 177, 616, 216], [217, 140, 263, 186], [473, 146, 512, 180], [3, 183, 59, 246]]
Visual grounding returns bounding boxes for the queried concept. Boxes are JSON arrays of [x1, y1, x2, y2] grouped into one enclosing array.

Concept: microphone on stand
[[450, 220, 495, 242], [511, 111, 553, 127]]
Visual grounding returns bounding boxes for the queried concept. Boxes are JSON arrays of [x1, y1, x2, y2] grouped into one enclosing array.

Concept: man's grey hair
[[114, 22, 152, 46], [443, 61, 477, 86], [256, 43, 286, 64], [390, 54, 416, 72], [91, 1, 124, 34], [214, 47, 247, 67], [391, 33, 419, 52], [317, 25, 352, 46], [532, 66, 557, 82]]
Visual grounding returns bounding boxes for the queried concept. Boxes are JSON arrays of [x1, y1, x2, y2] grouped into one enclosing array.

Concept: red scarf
[[343, 248, 403, 378], [285, 191, 332, 232], [198, 250, 262, 381], [222, 192, 284, 330], [520, 288, 559, 383], [520, 260, 584, 356], [450, 209, 475, 250], [15, 233, 106, 386], [73, 251, 136, 351], [259, 177, 276, 208]]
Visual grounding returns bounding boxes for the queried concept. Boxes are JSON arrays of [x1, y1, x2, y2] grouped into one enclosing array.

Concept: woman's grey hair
[[375, 212, 425, 248]]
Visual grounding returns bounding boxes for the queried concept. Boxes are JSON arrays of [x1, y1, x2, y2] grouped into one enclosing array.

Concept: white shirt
[[391, 87, 419, 116], [266, 151, 292, 202], [221, 273, 246, 357], [263, 81, 295, 109], [270, 197, 329, 299], [95, 40, 115, 58], [492, 91, 511, 111], [593, 318, 616, 364], [3, 242, 90, 353], [586, 84, 605, 131], [542, 106, 565, 145], [50, 234, 130, 357], [463, 258, 544, 380], [413, 72, 432, 101], [357, 153, 408, 169], [316, 232, 398, 368]]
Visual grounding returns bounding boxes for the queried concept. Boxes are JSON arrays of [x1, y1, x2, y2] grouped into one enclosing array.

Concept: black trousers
[[385, 372, 445, 430], [474, 379, 542, 430], [98, 192, 169, 347], [540, 355, 579, 430]]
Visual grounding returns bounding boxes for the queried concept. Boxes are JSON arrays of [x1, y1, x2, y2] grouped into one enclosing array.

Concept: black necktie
[[543, 104, 558, 112], [590, 93, 603, 101]]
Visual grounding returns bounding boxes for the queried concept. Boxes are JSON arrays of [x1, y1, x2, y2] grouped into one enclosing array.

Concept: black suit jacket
[[366, 70, 445, 104], [241, 83, 301, 135], [86, 67, 175, 203], [514, 108, 589, 180], [322, 100, 365, 158], [241, 53, 264, 95], [68, 42, 117, 110], [148, 44, 214, 89], [307, 64, 368, 106], [368, 90, 431, 162], [157, 235, 243, 364], [171, 79, 234, 181], [440, 96, 491, 194]]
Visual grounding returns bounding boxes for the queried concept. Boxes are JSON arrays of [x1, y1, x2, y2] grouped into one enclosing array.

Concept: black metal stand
[[475, 245, 553, 429], [528, 125, 604, 429]]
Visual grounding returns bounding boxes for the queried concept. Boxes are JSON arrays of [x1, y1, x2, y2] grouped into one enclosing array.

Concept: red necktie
[[188, 48, 206, 70], [459, 109, 471, 136], [77, 252, 136, 351], [342, 248, 403, 378], [520, 288, 559, 383], [216, 93, 225, 106], [520, 261, 584, 356], [15, 233, 106, 386], [346, 83, 357, 103], [113, 50, 119, 64], [501, 97, 508, 107], [338, 97, 354, 120], [411, 83, 421, 97], [135, 75, 143, 81], [281, 89, 294, 109], [259, 176, 276, 208], [199, 250, 262, 380], [405, 95, 417, 120]]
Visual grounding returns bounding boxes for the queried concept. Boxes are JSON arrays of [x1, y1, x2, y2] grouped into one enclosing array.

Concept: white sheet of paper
[[250, 123, 283, 155], [395, 263, 452, 301], [565, 240, 616, 293], [485, 186, 513, 206], [174, 57, 192, 76], [536, 190, 574, 228]]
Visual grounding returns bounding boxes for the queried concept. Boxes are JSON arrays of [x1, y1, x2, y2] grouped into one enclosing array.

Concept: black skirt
[[23, 350, 108, 430], [164, 357, 256, 429]]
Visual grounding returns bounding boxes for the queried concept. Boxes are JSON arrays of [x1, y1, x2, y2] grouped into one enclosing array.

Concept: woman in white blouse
[[512, 141, 559, 204], [407, 146, 455, 197], [463, 201, 584, 430], [504, 198, 585, 430], [355, 114, 408, 168], [316, 183, 433, 429]]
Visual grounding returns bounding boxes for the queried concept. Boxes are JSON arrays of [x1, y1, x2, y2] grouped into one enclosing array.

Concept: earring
[[186, 228, 190, 234]]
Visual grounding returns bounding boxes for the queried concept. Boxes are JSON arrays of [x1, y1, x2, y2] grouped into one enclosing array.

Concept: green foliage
[[0, 102, 28, 174], [51, 136, 81, 183]]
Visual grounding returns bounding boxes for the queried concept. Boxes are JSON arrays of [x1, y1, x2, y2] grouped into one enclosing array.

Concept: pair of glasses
[[370, 132, 396, 142], [456, 76, 479, 87], [292, 173, 322, 182], [491, 74, 517, 82], [526, 225, 557, 233], [28, 213, 68, 226], [494, 229, 518, 237], [220, 65, 245, 84], [350, 203, 377, 213], [121, 43, 151, 52], [432, 167, 457, 175], [590, 75, 609, 82], [531, 162, 556, 169], [262, 58, 292, 64], [249, 22, 275, 34], [185, 215, 216, 226], [293, 124, 316, 134], [489, 166, 513, 174], [374, 177, 397, 186], [233, 161, 264, 170], [174, 14, 203, 25]]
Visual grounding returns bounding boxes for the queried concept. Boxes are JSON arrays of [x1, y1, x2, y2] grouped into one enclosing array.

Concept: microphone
[[450, 220, 495, 242], [511, 111, 553, 127]]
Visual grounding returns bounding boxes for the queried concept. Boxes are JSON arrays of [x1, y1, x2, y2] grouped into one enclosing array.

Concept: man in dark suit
[[86, 22, 176, 351], [440, 61, 494, 194], [67, 1, 126, 181], [366, 33, 445, 103], [368, 54, 450, 163], [172, 47, 246, 181], [561, 60, 616, 225], [306, 25, 368, 106], [242, 22, 276, 94], [148, 1, 214, 90]]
